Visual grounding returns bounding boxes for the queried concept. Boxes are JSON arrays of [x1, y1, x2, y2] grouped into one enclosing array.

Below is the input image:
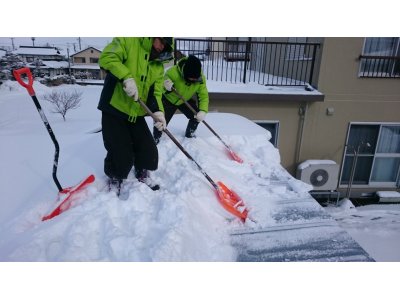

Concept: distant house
[[70, 47, 105, 81], [12, 46, 68, 77], [13, 46, 65, 63]]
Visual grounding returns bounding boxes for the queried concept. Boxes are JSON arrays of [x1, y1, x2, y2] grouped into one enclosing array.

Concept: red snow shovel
[[138, 98, 248, 222], [172, 88, 243, 163], [13, 67, 95, 221]]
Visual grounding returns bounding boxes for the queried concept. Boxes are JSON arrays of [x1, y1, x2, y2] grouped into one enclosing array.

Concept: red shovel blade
[[216, 181, 248, 222], [227, 149, 243, 164], [42, 174, 95, 221]]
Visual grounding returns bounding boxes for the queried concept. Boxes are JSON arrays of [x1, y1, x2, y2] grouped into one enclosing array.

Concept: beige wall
[[209, 38, 400, 191], [73, 48, 101, 64], [209, 96, 307, 174], [299, 37, 400, 191]]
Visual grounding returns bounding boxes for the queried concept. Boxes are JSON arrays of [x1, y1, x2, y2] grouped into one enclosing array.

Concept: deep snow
[[1, 80, 400, 263], [0, 80, 304, 261]]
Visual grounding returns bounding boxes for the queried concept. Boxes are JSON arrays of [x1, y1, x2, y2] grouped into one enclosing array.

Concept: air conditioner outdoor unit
[[296, 160, 339, 191]]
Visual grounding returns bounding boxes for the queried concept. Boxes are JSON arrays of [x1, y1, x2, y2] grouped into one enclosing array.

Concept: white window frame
[[339, 122, 400, 188], [253, 120, 280, 148], [358, 37, 400, 77]]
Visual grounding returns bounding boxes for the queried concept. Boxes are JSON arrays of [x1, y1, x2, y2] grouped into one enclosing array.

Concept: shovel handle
[[172, 88, 243, 163], [13, 67, 35, 96]]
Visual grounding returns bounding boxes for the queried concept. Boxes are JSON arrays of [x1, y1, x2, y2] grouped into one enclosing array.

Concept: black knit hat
[[183, 55, 202, 81]]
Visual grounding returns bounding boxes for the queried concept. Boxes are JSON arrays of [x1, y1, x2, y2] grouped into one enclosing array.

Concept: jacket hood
[[155, 37, 174, 63]]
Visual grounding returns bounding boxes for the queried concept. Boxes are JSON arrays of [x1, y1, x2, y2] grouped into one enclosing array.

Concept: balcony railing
[[174, 38, 321, 87], [359, 55, 400, 78]]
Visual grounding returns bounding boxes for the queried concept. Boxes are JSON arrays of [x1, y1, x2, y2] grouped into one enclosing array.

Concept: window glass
[[371, 158, 400, 182], [341, 156, 373, 184], [346, 124, 378, 154], [377, 126, 400, 153], [341, 123, 400, 186], [363, 38, 398, 56], [360, 38, 400, 77], [256, 122, 279, 147]]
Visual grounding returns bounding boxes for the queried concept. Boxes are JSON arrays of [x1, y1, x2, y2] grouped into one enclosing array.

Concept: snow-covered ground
[[1, 79, 400, 299], [0, 79, 292, 261], [1, 80, 399, 263], [325, 199, 400, 262]]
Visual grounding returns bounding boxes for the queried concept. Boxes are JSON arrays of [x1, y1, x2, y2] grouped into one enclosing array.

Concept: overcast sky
[[0, 37, 112, 51]]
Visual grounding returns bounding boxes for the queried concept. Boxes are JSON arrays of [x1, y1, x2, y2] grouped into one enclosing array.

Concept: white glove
[[153, 111, 167, 131], [123, 78, 138, 101], [164, 79, 174, 92], [195, 111, 206, 122]]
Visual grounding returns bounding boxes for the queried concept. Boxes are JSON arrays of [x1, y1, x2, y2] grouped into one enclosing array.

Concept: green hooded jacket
[[163, 57, 209, 112], [98, 37, 173, 122]]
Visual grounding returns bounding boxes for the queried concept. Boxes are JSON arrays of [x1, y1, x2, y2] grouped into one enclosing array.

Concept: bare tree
[[43, 90, 83, 121]]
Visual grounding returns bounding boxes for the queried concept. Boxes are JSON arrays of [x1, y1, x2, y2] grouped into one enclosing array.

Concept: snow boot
[[153, 128, 162, 145], [108, 177, 123, 198], [185, 119, 200, 138], [135, 169, 160, 191]]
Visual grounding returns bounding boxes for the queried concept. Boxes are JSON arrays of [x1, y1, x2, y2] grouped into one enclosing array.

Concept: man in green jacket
[[98, 37, 173, 195], [153, 55, 209, 144]]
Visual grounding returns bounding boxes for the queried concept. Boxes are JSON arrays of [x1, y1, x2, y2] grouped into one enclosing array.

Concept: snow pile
[[0, 79, 53, 94], [0, 81, 325, 261], [0, 80, 25, 92]]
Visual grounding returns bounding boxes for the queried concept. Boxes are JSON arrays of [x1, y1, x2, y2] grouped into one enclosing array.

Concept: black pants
[[153, 96, 200, 141], [102, 112, 158, 180]]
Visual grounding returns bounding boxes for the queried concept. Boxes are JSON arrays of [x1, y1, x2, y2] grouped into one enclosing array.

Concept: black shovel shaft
[[172, 88, 235, 153], [13, 68, 63, 192], [137, 98, 219, 190]]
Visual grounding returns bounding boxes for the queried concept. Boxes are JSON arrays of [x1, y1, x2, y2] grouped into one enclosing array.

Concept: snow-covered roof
[[297, 159, 337, 170], [27, 60, 69, 69], [13, 46, 63, 56], [71, 47, 102, 57], [70, 64, 100, 70]]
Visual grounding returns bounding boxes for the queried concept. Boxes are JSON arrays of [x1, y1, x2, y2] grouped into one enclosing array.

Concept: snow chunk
[[297, 159, 337, 170]]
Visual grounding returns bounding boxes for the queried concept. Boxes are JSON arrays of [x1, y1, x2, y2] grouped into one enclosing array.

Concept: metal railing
[[359, 55, 400, 78], [174, 38, 321, 87]]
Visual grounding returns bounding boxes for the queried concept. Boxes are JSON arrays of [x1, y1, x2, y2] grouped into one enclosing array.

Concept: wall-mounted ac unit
[[296, 160, 339, 191]]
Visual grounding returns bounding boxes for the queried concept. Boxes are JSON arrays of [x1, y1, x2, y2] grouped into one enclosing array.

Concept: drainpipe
[[295, 101, 308, 165]]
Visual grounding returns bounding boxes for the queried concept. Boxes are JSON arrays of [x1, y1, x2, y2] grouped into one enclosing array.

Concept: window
[[359, 37, 400, 78], [254, 121, 279, 147], [90, 57, 98, 63], [74, 57, 86, 63], [340, 123, 400, 187]]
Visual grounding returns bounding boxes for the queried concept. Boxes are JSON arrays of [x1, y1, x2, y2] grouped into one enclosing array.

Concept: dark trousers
[[102, 112, 158, 180], [153, 96, 200, 141]]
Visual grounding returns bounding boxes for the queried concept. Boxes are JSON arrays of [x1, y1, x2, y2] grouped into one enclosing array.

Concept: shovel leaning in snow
[[172, 87, 243, 163], [138, 98, 248, 222], [13, 67, 95, 221]]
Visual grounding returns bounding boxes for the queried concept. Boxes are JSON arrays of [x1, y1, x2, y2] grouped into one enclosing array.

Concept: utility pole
[[77, 37, 81, 50], [67, 48, 72, 82], [10, 38, 15, 50], [31, 37, 36, 47]]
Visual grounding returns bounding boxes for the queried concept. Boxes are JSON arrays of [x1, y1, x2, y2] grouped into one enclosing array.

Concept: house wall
[[208, 37, 400, 195], [72, 48, 101, 64], [71, 47, 105, 80], [209, 95, 309, 174], [299, 37, 400, 193]]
